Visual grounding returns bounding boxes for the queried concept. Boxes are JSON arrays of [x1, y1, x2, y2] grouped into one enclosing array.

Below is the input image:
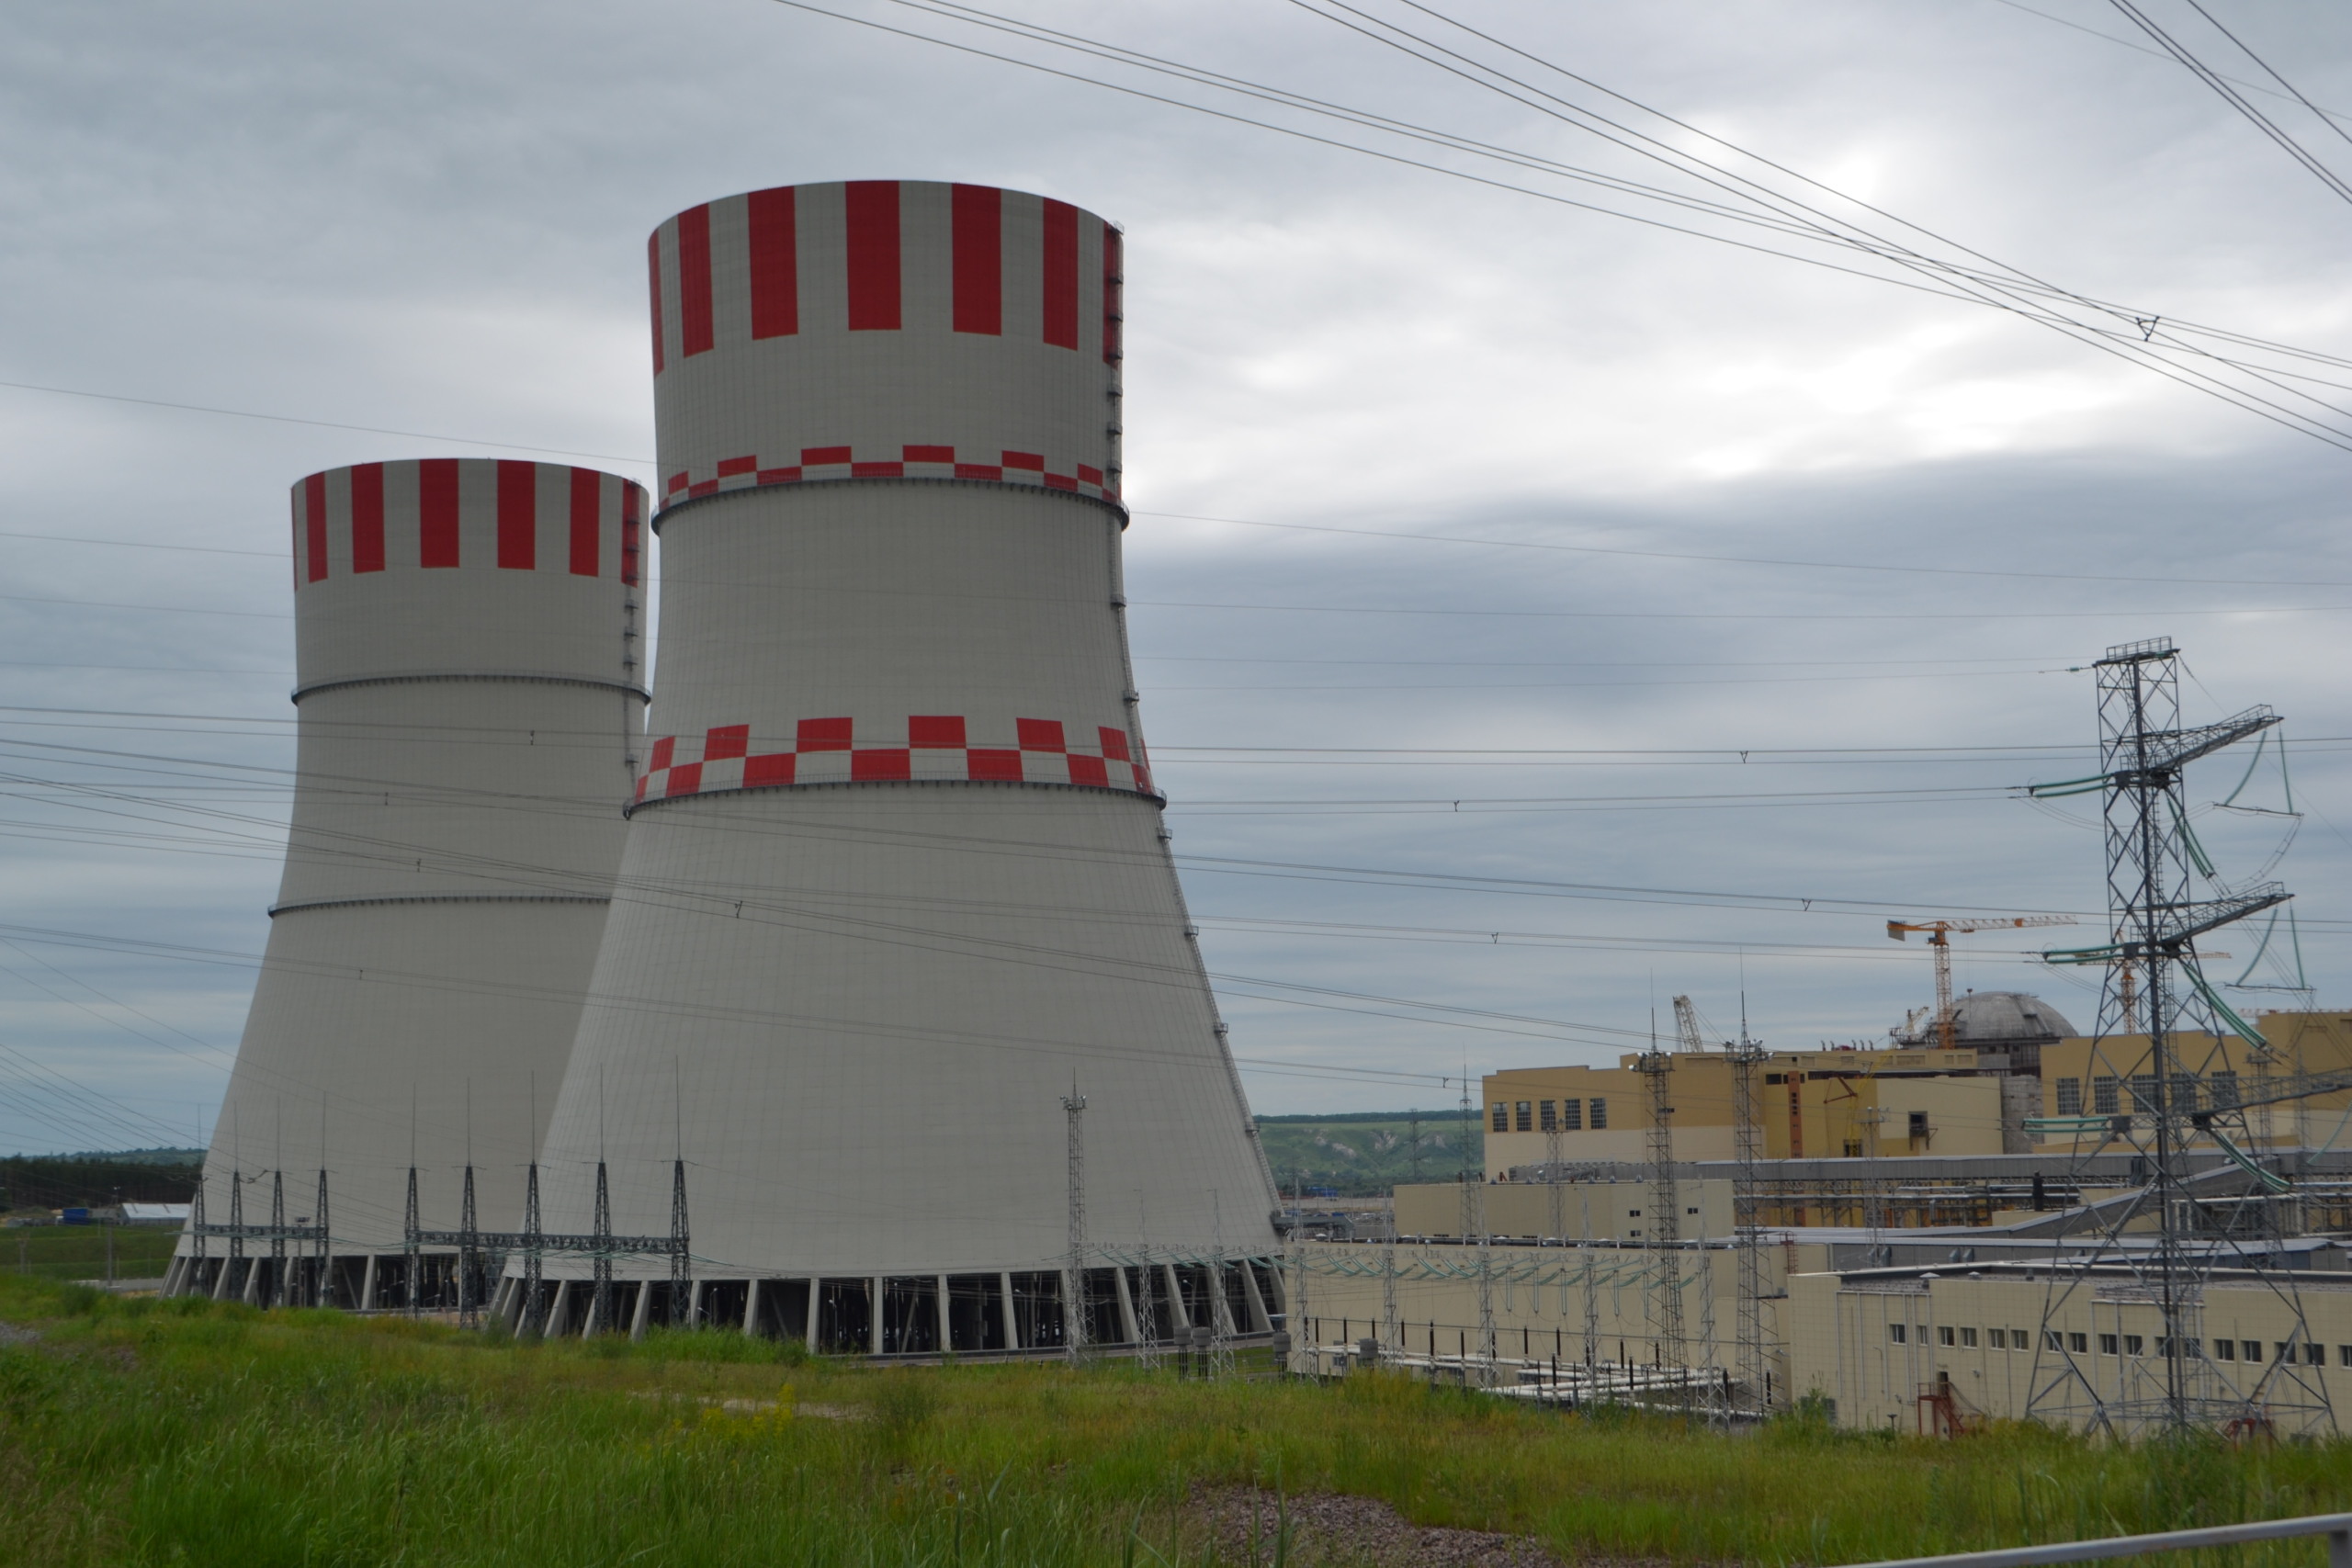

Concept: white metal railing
[[1847, 1514, 2352, 1568]]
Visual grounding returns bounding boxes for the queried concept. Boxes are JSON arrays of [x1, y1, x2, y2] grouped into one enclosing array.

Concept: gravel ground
[[0, 1323, 38, 1348], [1190, 1485, 1597, 1568]]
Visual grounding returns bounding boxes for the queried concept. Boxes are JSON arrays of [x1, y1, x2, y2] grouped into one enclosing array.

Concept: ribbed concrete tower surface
[[526, 181, 1280, 1353], [171, 458, 648, 1307]]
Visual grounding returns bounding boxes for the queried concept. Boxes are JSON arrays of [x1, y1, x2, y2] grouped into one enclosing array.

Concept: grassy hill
[[1254, 1111, 1483, 1197]]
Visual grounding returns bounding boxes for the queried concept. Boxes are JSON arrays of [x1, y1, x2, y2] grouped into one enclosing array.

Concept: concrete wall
[[1395, 1179, 1736, 1242], [1786, 1269, 2352, 1432]]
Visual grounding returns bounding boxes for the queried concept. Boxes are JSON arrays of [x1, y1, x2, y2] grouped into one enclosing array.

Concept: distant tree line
[[0, 1155, 201, 1213]]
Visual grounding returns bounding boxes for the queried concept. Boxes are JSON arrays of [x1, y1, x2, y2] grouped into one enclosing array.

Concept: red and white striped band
[[292, 459, 647, 590], [659, 444, 1115, 512], [631, 716, 1157, 806]]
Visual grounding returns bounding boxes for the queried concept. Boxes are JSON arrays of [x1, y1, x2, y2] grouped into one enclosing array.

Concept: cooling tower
[[517, 180, 1281, 1353], [167, 458, 648, 1308]]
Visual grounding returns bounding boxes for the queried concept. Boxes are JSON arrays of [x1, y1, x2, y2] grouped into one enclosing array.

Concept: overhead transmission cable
[[2104, 0, 2352, 207], [770, 0, 2352, 451], [1280, 0, 2352, 442]]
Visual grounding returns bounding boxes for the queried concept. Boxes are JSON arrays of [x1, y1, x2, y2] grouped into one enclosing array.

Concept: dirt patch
[[0, 1324, 39, 1349], [1190, 1485, 1580, 1568]]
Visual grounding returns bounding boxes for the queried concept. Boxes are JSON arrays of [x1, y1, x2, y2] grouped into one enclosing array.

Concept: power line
[[1136, 510, 2352, 590], [2104, 0, 2352, 208], [789, 0, 2352, 450], [0, 378, 653, 468]]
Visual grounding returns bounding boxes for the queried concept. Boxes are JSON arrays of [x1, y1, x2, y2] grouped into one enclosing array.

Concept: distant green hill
[[1254, 1112, 1483, 1198]]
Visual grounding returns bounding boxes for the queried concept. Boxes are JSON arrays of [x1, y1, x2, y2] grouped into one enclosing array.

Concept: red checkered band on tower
[[647, 181, 1123, 512]]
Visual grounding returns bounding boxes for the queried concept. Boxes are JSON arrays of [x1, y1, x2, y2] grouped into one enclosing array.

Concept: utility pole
[[1729, 999, 1770, 1413], [1637, 1016, 1686, 1402], [1063, 1089, 1088, 1362]]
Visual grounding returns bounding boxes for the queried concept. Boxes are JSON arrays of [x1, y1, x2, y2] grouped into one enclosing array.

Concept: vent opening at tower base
[[160, 1255, 1285, 1359]]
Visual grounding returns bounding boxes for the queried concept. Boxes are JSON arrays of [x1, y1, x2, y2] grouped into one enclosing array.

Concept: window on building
[[2275, 1342, 2296, 1365], [2214, 1339, 2235, 1360], [2244, 1341, 2264, 1363], [2093, 1077, 2120, 1114], [1514, 1100, 1532, 1132], [2168, 1074, 2198, 1113], [1628, 1209, 1642, 1217], [2099, 1334, 2120, 1356], [1561, 1099, 1582, 1131], [2338, 1346, 2352, 1367], [1909, 1111, 1930, 1140], [2211, 1072, 2241, 1108], [1539, 1100, 1557, 1132], [1889, 1323, 1906, 1343], [1960, 1327, 1977, 1348], [1686, 1205, 1700, 1215], [2056, 1078, 2083, 1115], [2069, 1333, 2088, 1354], [2130, 1075, 2158, 1112], [2009, 1329, 2026, 1349], [1939, 1326, 1956, 1347], [1590, 1099, 1608, 1129], [2304, 1343, 2324, 1366], [2124, 1335, 2144, 1356], [1985, 1329, 2004, 1348], [1491, 1102, 1509, 1133], [2044, 1330, 2064, 1351]]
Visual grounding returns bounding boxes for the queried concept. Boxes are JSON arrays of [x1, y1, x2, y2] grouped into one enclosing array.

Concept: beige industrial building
[[2035, 1011, 2352, 1154], [1784, 1262, 2352, 1431], [1394, 1177, 1735, 1244], [1482, 1044, 2013, 1179], [1295, 1000, 2352, 1430]]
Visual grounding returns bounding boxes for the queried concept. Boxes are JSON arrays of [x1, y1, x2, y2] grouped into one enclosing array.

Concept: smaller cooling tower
[[168, 458, 647, 1310]]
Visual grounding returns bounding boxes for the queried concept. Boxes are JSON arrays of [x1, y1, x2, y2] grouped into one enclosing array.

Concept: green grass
[[2, 1272, 2349, 1567], [1, 1224, 179, 1282]]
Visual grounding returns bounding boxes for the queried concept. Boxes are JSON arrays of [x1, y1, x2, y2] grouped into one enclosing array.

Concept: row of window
[[1887, 1322, 2346, 1364], [1494, 1099, 1609, 1133], [2051, 1072, 2240, 1116]]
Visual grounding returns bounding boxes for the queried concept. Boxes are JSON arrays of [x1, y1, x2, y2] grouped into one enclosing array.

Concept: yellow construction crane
[[1886, 915, 2076, 1049]]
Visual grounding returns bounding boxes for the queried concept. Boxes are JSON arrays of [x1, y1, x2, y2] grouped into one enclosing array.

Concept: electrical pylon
[[2026, 637, 2326, 1436], [1636, 1032, 1686, 1395], [1728, 1012, 1771, 1412]]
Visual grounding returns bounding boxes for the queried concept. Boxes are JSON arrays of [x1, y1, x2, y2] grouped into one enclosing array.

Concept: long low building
[[1288, 1154, 2352, 1430]]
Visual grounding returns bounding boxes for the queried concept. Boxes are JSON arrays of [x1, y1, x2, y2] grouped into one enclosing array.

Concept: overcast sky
[[5, 0, 2352, 1153]]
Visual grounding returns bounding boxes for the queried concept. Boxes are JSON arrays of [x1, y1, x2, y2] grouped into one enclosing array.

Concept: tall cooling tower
[[518, 181, 1281, 1353], [169, 458, 648, 1308]]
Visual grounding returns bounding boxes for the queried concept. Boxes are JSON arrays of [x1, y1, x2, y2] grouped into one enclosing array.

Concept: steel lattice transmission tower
[[1636, 1031, 1686, 1391], [1725, 1015, 1771, 1412], [2026, 637, 2325, 1436]]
